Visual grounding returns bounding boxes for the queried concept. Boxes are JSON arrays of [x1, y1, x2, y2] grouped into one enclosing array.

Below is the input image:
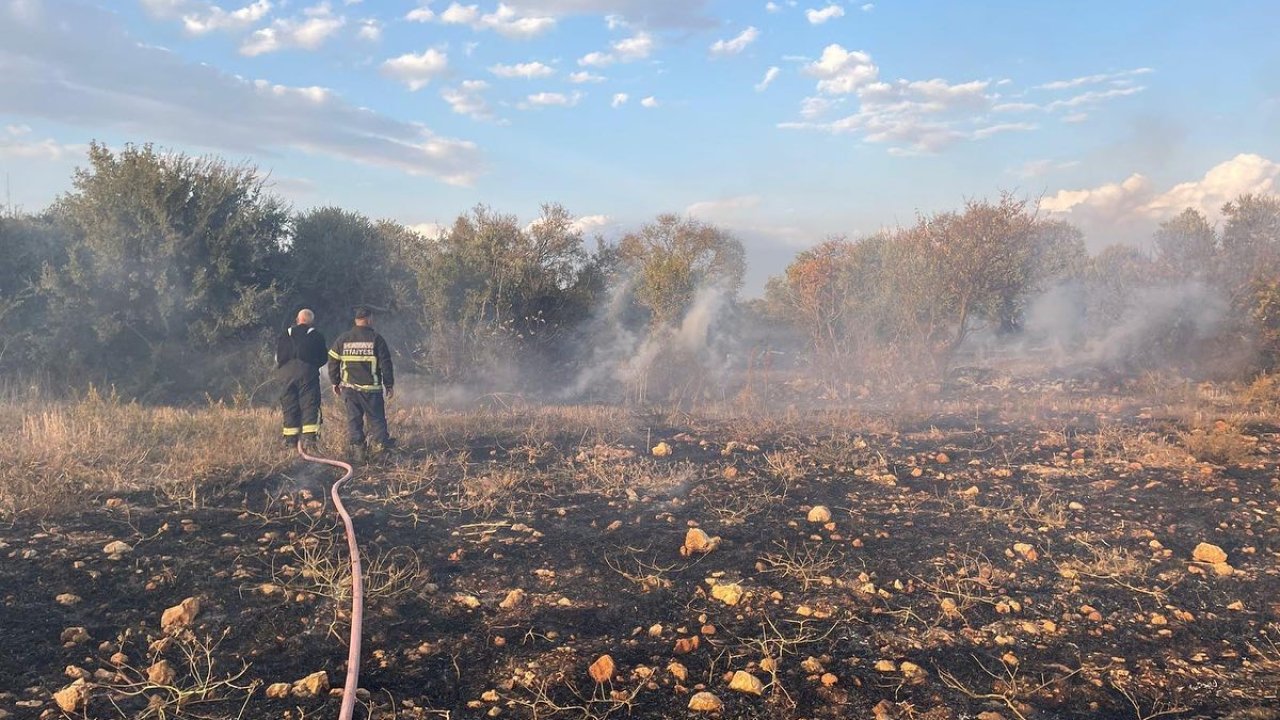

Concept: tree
[[1154, 208, 1217, 278], [0, 212, 68, 364], [617, 214, 745, 325], [41, 142, 288, 398]]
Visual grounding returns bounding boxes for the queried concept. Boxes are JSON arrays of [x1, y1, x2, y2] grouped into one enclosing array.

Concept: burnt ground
[[4, 382, 1280, 720]]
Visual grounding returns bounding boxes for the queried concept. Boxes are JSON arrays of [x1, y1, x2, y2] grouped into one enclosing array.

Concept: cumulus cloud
[[0, 1, 482, 184], [441, 80, 495, 120], [709, 26, 759, 57], [382, 48, 450, 90], [141, 0, 272, 35], [521, 91, 582, 108], [611, 92, 629, 107], [755, 66, 781, 92], [490, 61, 555, 78], [241, 2, 345, 56], [578, 31, 654, 67], [805, 4, 844, 24], [1041, 154, 1280, 246], [501, 0, 713, 29], [408, 222, 447, 238], [357, 18, 381, 41], [640, 95, 659, 108], [436, 2, 556, 39], [568, 70, 605, 83], [570, 214, 613, 234], [0, 124, 87, 160], [405, 4, 435, 21], [805, 44, 878, 94]]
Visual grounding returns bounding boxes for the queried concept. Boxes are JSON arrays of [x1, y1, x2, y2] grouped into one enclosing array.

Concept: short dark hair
[[354, 306, 372, 320]]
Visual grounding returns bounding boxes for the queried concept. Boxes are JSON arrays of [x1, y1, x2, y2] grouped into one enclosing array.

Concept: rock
[[978, 713, 1006, 720], [266, 683, 291, 699], [55, 593, 82, 606], [688, 691, 723, 712], [674, 636, 700, 654], [801, 656, 824, 674], [64, 665, 89, 680], [710, 582, 743, 606], [147, 660, 175, 686], [60, 627, 90, 645], [103, 540, 133, 556], [454, 594, 482, 609], [1068, 501, 1085, 511], [1013, 543, 1038, 562], [481, 689, 500, 702], [874, 660, 897, 673], [651, 442, 672, 457], [728, 670, 764, 696], [292, 671, 329, 698], [109, 652, 128, 666], [161, 597, 201, 630], [899, 661, 925, 678], [1193, 542, 1228, 565], [935, 453, 950, 464], [647, 623, 663, 637], [499, 589, 526, 610], [588, 655, 615, 684], [682, 528, 721, 556], [53, 680, 89, 713], [667, 661, 688, 681], [820, 673, 839, 687], [807, 506, 832, 523], [759, 656, 777, 673], [1228, 600, 1245, 611], [1212, 562, 1235, 577]]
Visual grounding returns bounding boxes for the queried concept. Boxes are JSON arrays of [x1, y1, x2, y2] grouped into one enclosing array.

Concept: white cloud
[[441, 79, 494, 120], [437, 2, 556, 39], [640, 95, 658, 108], [357, 18, 381, 41], [765, 1, 780, 12], [382, 48, 449, 90], [408, 222, 447, 238], [568, 70, 605, 83], [522, 91, 582, 108], [805, 4, 844, 24], [709, 26, 759, 57], [0, 125, 87, 160], [611, 92, 629, 107], [798, 95, 834, 119], [686, 195, 762, 220], [805, 44, 878, 95], [241, 2, 345, 56], [500, 0, 714, 29], [1040, 154, 1280, 246], [1036, 67, 1152, 91], [571, 214, 613, 234], [1, 1, 482, 184], [861, 3, 874, 11], [578, 31, 654, 66], [755, 66, 781, 92], [405, 4, 435, 21], [1044, 85, 1145, 112], [141, 0, 272, 35], [490, 61, 555, 78]]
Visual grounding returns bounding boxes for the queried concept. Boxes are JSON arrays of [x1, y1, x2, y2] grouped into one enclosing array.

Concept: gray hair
[[296, 309, 315, 325]]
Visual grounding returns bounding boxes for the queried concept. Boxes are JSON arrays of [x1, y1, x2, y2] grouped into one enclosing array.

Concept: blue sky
[[2, 0, 1278, 293]]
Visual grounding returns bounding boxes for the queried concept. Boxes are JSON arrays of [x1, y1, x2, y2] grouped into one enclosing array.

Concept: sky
[[1, 0, 1279, 294]]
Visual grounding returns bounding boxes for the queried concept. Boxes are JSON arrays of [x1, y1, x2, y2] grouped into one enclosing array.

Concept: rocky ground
[[3, 379, 1280, 719]]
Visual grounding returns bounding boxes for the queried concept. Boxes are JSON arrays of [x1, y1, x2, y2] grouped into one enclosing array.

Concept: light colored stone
[[60, 627, 90, 644], [266, 683, 291, 699], [588, 655, 615, 684], [1013, 543, 1038, 561], [667, 661, 688, 681], [292, 671, 329, 698], [161, 597, 201, 630], [147, 660, 175, 686], [710, 582, 743, 606], [682, 528, 721, 556], [688, 691, 723, 712], [820, 673, 838, 686], [674, 636, 700, 654], [1193, 542, 1228, 565], [806, 506, 832, 523], [651, 442, 672, 457], [454, 594, 482, 609], [728, 670, 764, 696], [499, 589, 526, 610], [53, 680, 89, 713], [103, 540, 132, 556], [55, 593, 82, 606]]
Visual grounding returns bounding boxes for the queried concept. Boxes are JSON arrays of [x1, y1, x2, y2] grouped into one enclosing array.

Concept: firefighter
[[328, 306, 396, 456], [276, 308, 328, 450]]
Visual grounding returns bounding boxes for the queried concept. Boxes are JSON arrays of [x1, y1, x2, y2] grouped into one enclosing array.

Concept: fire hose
[[297, 441, 363, 720]]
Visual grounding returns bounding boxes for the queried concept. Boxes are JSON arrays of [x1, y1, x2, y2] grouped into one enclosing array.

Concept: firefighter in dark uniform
[[276, 308, 328, 449], [328, 306, 396, 456]]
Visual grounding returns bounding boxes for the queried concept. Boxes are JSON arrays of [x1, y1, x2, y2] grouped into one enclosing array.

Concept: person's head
[[296, 308, 315, 326], [354, 306, 373, 326]]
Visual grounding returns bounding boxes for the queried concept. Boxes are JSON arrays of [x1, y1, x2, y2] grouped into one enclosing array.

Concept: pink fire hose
[[298, 441, 363, 720]]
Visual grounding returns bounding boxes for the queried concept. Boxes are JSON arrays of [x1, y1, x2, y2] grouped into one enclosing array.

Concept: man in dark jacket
[[276, 308, 328, 449], [328, 306, 395, 455]]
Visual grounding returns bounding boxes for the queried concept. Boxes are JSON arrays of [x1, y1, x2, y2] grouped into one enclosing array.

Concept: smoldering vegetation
[[2, 143, 1279, 406]]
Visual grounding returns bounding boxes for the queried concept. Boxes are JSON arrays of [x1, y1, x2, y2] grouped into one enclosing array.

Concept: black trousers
[[279, 361, 322, 439], [342, 389, 391, 446]]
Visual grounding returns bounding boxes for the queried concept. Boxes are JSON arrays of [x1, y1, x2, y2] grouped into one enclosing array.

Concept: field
[[3, 374, 1280, 720]]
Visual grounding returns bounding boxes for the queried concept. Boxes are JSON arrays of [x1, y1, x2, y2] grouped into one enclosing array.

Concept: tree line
[[1, 143, 1277, 402]]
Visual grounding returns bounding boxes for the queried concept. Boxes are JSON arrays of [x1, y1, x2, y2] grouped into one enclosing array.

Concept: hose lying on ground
[[298, 441, 363, 720]]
